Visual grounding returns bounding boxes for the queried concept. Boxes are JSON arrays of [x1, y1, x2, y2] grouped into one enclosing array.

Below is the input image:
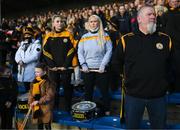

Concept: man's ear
[[137, 16, 141, 24]]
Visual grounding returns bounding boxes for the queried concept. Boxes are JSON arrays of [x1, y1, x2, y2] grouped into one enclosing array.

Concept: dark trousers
[[83, 72, 110, 112], [0, 105, 14, 129], [109, 70, 121, 91], [125, 95, 167, 129], [173, 49, 180, 92], [38, 122, 51, 130], [49, 70, 73, 112], [11, 49, 18, 74], [0, 50, 7, 66], [24, 82, 30, 92]]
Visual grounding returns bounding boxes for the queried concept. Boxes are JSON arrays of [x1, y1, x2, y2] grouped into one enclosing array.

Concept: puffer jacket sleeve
[[22, 40, 42, 64], [15, 41, 24, 63]]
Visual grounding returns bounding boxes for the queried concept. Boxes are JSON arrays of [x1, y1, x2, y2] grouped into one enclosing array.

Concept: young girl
[[28, 63, 55, 130]]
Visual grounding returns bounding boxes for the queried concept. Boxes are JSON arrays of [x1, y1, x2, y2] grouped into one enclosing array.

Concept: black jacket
[[0, 76, 18, 109], [112, 30, 172, 98], [111, 12, 131, 35], [43, 30, 75, 68], [162, 6, 180, 91], [162, 6, 180, 48]]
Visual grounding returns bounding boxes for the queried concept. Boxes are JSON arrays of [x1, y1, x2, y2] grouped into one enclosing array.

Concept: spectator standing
[[28, 63, 55, 130], [162, 0, 180, 92], [43, 15, 75, 112], [15, 26, 42, 92], [0, 65, 18, 129], [78, 15, 112, 115], [112, 5, 131, 35], [112, 6, 173, 129]]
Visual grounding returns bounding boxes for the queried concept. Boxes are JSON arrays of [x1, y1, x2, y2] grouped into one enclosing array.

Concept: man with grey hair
[[112, 6, 173, 129]]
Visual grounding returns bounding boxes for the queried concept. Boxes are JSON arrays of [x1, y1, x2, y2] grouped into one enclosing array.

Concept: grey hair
[[137, 5, 154, 17]]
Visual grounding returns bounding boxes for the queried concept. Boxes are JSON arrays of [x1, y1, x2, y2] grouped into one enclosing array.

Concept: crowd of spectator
[[0, 0, 179, 129]]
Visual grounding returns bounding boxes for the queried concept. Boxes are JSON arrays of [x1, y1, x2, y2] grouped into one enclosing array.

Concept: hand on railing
[[80, 69, 106, 73], [49, 67, 73, 71]]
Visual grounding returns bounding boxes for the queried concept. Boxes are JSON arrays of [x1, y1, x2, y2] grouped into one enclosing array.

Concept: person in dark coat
[[0, 65, 18, 129], [112, 5, 131, 35], [162, 0, 180, 92], [0, 30, 9, 66], [112, 5, 173, 129]]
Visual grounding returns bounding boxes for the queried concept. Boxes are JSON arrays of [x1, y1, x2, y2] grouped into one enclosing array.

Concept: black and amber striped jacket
[[112, 30, 173, 99], [43, 30, 75, 68]]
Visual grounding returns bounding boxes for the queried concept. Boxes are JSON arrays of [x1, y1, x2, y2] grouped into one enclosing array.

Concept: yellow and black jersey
[[112, 30, 172, 99], [43, 30, 75, 68]]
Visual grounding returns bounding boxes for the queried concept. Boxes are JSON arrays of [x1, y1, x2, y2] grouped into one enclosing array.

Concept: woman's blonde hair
[[88, 15, 106, 46]]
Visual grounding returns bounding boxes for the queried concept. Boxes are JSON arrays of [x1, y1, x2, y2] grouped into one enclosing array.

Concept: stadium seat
[[167, 93, 180, 104], [92, 116, 125, 129]]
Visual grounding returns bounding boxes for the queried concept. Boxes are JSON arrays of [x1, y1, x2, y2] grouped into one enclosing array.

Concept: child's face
[[35, 68, 45, 77]]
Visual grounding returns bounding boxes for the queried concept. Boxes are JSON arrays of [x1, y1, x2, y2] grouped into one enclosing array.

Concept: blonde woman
[[78, 15, 112, 115], [43, 15, 75, 111]]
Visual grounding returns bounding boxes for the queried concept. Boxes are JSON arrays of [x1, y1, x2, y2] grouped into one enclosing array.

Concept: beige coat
[[28, 78, 55, 124]]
